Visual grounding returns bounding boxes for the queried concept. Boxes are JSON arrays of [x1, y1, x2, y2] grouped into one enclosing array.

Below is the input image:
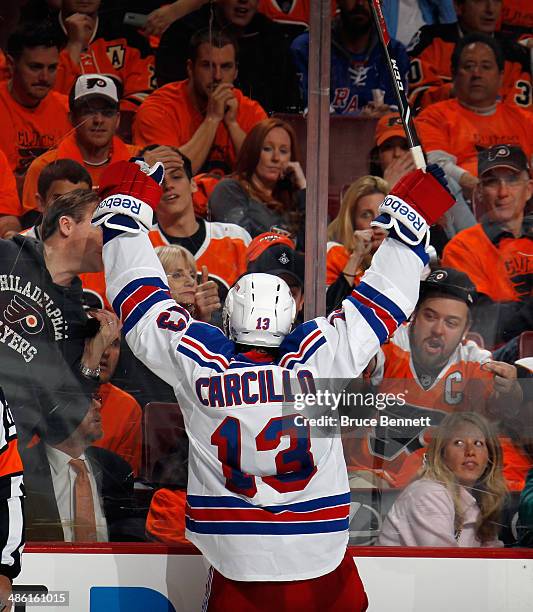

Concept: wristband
[[80, 363, 101, 380]]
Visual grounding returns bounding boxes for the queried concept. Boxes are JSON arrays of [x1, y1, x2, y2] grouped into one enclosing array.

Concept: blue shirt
[[290, 25, 410, 115]]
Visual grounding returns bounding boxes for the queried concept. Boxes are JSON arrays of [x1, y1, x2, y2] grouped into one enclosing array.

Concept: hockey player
[[94, 159, 454, 610]]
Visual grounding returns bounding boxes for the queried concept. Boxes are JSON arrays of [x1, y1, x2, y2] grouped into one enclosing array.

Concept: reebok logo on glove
[[380, 196, 424, 233], [98, 194, 143, 216]]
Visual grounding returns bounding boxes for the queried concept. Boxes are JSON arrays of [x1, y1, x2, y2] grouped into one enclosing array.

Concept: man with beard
[[154, 0, 301, 114], [134, 28, 267, 175], [343, 267, 523, 490], [290, 0, 409, 115]]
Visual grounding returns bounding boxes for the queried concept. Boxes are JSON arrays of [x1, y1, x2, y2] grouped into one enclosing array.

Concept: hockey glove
[[371, 165, 455, 246], [93, 159, 164, 232]]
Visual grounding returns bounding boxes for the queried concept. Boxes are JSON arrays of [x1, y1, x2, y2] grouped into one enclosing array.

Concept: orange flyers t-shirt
[[92, 382, 142, 476], [21, 132, 137, 214], [0, 83, 70, 177], [0, 149, 20, 216], [133, 79, 267, 175], [343, 325, 494, 488], [442, 223, 532, 302], [416, 100, 533, 177]]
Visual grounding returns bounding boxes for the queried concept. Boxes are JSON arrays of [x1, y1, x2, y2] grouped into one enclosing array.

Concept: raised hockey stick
[[368, 0, 426, 170]]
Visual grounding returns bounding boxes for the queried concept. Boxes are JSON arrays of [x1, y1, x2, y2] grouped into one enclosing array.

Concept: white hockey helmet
[[223, 273, 296, 347]]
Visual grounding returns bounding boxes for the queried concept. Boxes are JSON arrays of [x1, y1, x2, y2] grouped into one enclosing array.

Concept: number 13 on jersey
[[211, 414, 317, 498]]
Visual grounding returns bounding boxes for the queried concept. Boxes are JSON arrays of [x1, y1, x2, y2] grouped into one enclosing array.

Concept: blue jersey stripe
[[187, 492, 350, 512], [112, 276, 169, 316], [122, 291, 171, 334], [282, 335, 327, 369], [345, 296, 388, 344], [186, 517, 349, 535], [177, 345, 225, 373], [356, 282, 406, 326]]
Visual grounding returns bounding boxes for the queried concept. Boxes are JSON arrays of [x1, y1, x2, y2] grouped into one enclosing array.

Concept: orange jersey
[[442, 222, 532, 302], [407, 23, 532, 112], [149, 220, 251, 300], [500, 437, 533, 492], [133, 80, 267, 175], [92, 382, 142, 476], [326, 241, 363, 287], [259, 0, 336, 26], [54, 26, 156, 112], [501, 0, 533, 37], [146, 488, 189, 545], [0, 148, 20, 216], [0, 83, 70, 178], [191, 173, 221, 218], [21, 132, 137, 214], [416, 99, 533, 177], [343, 324, 495, 488]]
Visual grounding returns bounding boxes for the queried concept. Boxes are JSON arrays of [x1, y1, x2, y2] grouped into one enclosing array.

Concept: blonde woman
[[377, 412, 507, 547], [326, 176, 388, 312], [155, 245, 220, 322]]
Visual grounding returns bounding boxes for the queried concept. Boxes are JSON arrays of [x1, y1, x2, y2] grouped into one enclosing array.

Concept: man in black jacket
[[155, 0, 302, 113], [0, 189, 120, 447], [22, 394, 137, 542]]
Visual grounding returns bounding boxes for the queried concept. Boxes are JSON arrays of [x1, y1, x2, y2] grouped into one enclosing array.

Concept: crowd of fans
[[0, 0, 531, 551]]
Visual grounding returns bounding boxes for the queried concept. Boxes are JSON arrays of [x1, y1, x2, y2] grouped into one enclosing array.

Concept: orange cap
[[375, 113, 406, 147]]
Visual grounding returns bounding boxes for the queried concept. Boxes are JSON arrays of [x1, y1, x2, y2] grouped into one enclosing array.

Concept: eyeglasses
[[480, 175, 529, 190], [167, 271, 197, 282]]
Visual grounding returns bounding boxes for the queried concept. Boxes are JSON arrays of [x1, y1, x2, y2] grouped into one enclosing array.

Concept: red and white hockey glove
[[93, 159, 164, 232], [371, 164, 455, 246]]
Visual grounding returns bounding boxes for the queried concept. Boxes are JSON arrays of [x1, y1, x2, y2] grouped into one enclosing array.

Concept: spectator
[[382, 0, 456, 46], [290, 0, 409, 115], [245, 232, 305, 316], [92, 332, 143, 477], [19, 157, 113, 312], [519, 465, 533, 547], [208, 118, 306, 247], [134, 28, 267, 175], [0, 189, 118, 446], [54, 0, 155, 112], [147, 147, 251, 303], [326, 176, 388, 312], [155, 245, 221, 323], [22, 158, 92, 239], [344, 267, 523, 489], [0, 390, 24, 607], [407, 0, 532, 112], [23, 394, 136, 542], [371, 113, 476, 239], [22, 74, 137, 217], [0, 150, 22, 238], [416, 34, 533, 200], [442, 144, 532, 347], [155, 0, 301, 113], [0, 20, 69, 193], [377, 412, 507, 547]]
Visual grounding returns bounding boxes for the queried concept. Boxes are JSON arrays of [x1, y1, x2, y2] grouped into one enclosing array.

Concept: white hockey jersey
[[102, 227, 426, 581]]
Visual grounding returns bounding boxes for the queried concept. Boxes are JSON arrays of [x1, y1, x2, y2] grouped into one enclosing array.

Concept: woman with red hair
[[208, 117, 307, 247]]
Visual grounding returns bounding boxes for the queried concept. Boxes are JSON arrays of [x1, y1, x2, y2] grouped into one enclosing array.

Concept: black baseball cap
[[246, 232, 304, 288], [478, 145, 530, 177], [420, 268, 476, 307]]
